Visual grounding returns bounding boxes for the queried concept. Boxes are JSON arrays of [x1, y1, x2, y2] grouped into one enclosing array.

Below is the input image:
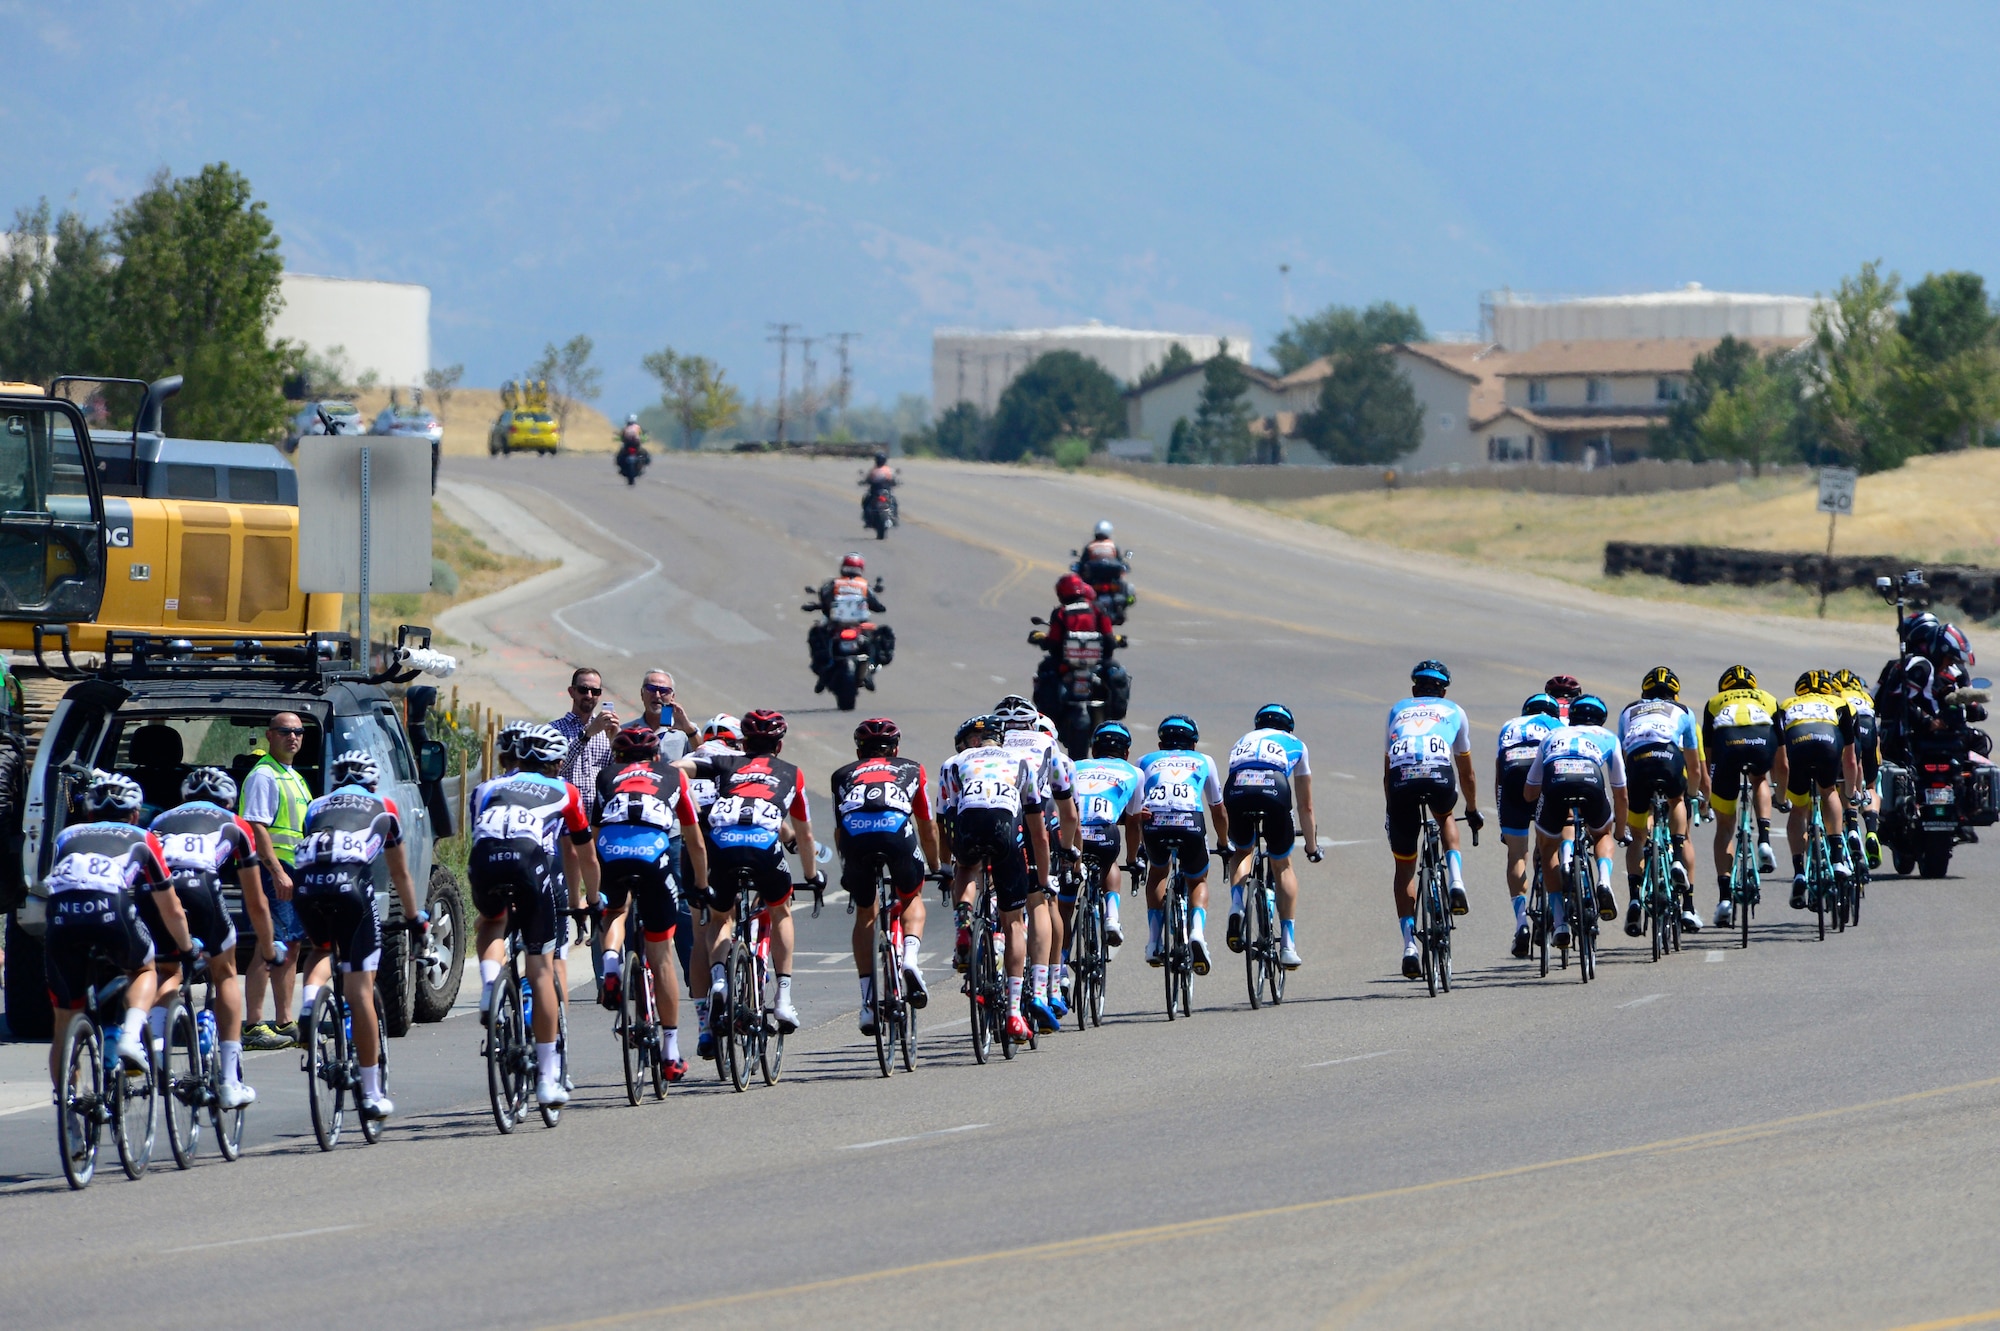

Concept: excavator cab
[[0, 389, 106, 627]]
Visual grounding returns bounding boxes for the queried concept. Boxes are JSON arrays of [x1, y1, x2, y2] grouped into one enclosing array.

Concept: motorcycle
[[1070, 547, 1136, 625], [803, 578, 893, 712], [1029, 616, 1129, 759], [615, 440, 651, 486], [862, 484, 898, 539]]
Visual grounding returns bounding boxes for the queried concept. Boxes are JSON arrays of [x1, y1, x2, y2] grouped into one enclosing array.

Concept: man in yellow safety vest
[[240, 712, 314, 1049]]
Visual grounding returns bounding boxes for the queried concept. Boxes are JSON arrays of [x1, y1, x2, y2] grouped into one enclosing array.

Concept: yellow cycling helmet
[[1834, 667, 1867, 693], [1718, 664, 1757, 693], [1641, 665, 1680, 699], [1794, 669, 1834, 696]]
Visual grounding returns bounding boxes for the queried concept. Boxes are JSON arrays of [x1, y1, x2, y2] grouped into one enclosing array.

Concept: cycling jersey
[[684, 751, 810, 852], [939, 746, 1042, 819], [683, 739, 737, 818], [830, 755, 932, 838], [594, 763, 695, 942], [1617, 699, 1701, 757], [1527, 725, 1625, 836], [147, 802, 256, 955], [1778, 692, 1853, 795], [1704, 688, 1780, 750], [1002, 729, 1076, 805], [471, 772, 592, 855], [292, 785, 403, 972], [596, 762, 698, 836], [1073, 756, 1141, 861], [1224, 728, 1309, 797], [46, 822, 172, 898], [1383, 697, 1471, 786], [1495, 713, 1562, 836], [45, 823, 170, 1008], [1135, 748, 1222, 831]]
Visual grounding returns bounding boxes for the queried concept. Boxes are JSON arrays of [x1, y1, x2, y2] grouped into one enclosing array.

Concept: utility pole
[[829, 332, 861, 420], [956, 348, 967, 407], [799, 336, 819, 443], [766, 323, 795, 445]]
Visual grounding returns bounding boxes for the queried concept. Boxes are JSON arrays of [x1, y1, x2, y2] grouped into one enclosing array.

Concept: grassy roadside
[[340, 503, 555, 642], [1267, 450, 2000, 624]]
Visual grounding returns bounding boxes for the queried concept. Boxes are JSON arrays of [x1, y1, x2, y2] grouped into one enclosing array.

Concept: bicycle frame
[[1415, 806, 1453, 996], [1161, 846, 1193, 1019], [1640, 791, 1680, 961], [1728, 764, 1760, 949]]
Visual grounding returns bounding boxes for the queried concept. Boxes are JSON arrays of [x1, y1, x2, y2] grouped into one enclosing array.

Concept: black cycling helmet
[[1253, 703, 1295, 733], [1090, 721, 1132, 758], [1717, 664, 1757, 693], [955, 714, 1001, 749], [1411, 660, 1451, 692], [1522, 693, 1561, 719], [1156, 714, 1199, 749], [854, 716, 901, 755], [1641, 665, 1680, 699], [1568, 695, 1609, 728]]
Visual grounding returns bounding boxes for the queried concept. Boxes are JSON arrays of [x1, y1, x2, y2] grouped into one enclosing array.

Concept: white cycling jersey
[[938, 746, 1042, 818]]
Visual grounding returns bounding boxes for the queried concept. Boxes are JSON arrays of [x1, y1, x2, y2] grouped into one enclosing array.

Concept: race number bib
[[474, 802, 545, 843], [1389, 734, 1451, 769]]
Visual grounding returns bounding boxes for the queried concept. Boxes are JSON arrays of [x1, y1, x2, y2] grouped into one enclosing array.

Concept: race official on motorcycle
[[809, 553, 893, 682], [620, 414, 646, 450], [863, 451, 897, 492], [1030, 573, 1127, 720], [1081, 520, 1122, 570]]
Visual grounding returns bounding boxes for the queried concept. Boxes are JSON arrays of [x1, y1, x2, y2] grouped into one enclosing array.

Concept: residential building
[[1122, 358, 1286, 456], [1267, 342, 1508, 471], [933, 322, 1250, 415]]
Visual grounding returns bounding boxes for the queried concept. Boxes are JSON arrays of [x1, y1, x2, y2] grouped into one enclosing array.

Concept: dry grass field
[[346, 386, 618, 456]]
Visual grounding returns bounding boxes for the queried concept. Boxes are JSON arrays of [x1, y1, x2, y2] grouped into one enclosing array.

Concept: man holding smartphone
[[552, 667, 622, 820], [638, 670, 699, 762]]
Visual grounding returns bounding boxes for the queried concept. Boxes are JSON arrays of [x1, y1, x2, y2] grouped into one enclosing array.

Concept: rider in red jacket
[[1032, 574, 1127, 720]]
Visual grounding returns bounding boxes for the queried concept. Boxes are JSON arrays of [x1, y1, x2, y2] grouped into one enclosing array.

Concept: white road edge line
[[163, 1224, 360, 1254], [1617, 993, 1667, 1008], [842, 1123, 988, 1151], [1304, 1049, 1403, 1069]]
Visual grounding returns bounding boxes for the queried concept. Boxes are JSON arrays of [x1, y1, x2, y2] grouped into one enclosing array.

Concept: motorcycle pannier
[[1968, 764, 2000, 827]]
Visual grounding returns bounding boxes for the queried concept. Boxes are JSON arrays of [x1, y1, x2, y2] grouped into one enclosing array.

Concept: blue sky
[[8, 1, 2000, 416]]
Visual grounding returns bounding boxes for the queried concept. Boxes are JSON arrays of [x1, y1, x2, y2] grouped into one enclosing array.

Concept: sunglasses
[[572, 686, 602, 696], [271, 727, 306, 738], [643, 683, 675, 695]]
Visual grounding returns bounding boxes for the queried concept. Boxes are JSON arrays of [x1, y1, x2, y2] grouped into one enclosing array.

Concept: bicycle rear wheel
[[968, 908, 993, 1065], [872, 916, 893, 1078], [618, 948, 644, 1107], [899, 973, 918, 1073], [1073, 885, 1101, 1031], [725, 944, 755, 1091], [1243, 876, 1266, 1011], [56, 1017, 102, 1190], [209, 997, 245, 1161], [362, 986, 390, 1144], [305, 990, 345, 1150], [1532, 866, 1550, 977], [486, 962, 526, 1134], [1572, 864, 1596, 984], [162, 998, 201, 1169], [1262, 873, 1285, 1006], [1811, 834, 1828, 942], [759, 960, 784, 1086], [644, 967, 667, 1101]]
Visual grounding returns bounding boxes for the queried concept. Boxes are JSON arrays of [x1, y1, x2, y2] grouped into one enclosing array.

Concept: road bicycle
[[1413, 807, 1476, 996], [959, 856, 1030, 1063], [159, 951, 245, 1168], [613, 916, 669, 1106], [1236, 817, 1285, 1009], [1528, 855, 1554, 977], [1723, 764, 1762, 950], [53, 950, 160, 1189], [1799, 790, 1843, 940], [858, 865, 923, 1077], [1556, 805, 1599, 983], [1068, 854, 1124, 1030], [1636, 790, 1683, 962], [717, 872, 818, 1090], [304, 916, 423, 1150], [1159, 841, 1195, 1019], [484, 908, 580, 1132]]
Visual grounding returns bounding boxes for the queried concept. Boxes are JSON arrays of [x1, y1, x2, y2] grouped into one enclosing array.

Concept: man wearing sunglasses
[[637, 670, 699, 763], [241, 712, 313, 1049], [551, 667, 622, 820]]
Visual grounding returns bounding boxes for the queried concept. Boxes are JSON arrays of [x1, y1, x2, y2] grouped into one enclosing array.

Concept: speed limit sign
[[1817, 467, 1858, 515]]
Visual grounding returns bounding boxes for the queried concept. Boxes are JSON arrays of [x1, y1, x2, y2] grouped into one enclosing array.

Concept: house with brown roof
[[1272, 342, 1510, 470], [1122, 358, 1288, 457]]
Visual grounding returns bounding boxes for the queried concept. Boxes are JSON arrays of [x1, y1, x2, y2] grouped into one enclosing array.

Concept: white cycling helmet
[[495, 719, 528, 760], [330, 749, 380, 790], [993, 695, 1039, 731], [79, 769, 143, 815], [701, 713, 742, 743], [181, 766, 239, 807], [1034, 714, 1059, 740], [1094, 520, 1114, 539], [516, 723, 567, 765]]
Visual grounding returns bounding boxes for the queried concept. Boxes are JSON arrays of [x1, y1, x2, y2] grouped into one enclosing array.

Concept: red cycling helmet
[[854, 717, 900, 752], [1057, 573, 1090, 602], [1544, 674, 1582, 701], [611, 724, 660, 761], [742, 709, 788, 741], [840, 553, 866, 575]]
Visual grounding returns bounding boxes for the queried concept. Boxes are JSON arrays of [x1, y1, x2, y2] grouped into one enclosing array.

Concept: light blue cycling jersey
[[1496, 713, 1561, 768], [1072, 757, 1142, 827], [1525, 725, 1628, 788], [1135, 749, 1223, 830], [1224, 728, 1310, 795], [1383, 696, 1471, 783], [1616, 699, 1702, 756]]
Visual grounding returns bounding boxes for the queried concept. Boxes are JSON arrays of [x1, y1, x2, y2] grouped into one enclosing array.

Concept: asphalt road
[[3, 451, 1996, 1331]]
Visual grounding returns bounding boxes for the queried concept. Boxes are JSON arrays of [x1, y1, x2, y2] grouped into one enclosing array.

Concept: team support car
[[0, 627, 468, 1040], [487, 409, 561, 456], [371, 403, 445, 491]]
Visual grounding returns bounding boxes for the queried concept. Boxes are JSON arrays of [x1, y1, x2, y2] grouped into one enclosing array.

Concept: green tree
[[106, 164, 290, 441], [1135, 341, 1196, 389], [642, 346, 743, 447], [1183, 345, 1254, 463], [1296, 347, 1423, 465], [1889, 270, 2000, 453], [423, 362, 464, 418], [0, 201, 115, 384], [1695, 357, 1797, 475], [1650, 334, 1762, 461], [1806, 261, 1913, 472], [907, 400, 987, 458], [1270, 301, 1426, 375], [989, 350, 1124, 461], [531, 333, 602, 435]]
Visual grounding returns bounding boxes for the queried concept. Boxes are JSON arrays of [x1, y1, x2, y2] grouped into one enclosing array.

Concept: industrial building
[[932, 322, 1250, 415], [1482, 284, 1817, 351], [270, 273, 432, 390]]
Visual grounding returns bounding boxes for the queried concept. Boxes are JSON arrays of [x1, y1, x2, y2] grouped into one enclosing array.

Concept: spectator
[[551, 666, 620, 817], [240, 712, 314, 1050], [639, 669, 698, 761]]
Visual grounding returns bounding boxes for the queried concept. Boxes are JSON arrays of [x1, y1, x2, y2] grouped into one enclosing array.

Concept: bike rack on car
[[30, 623, 438, 690]]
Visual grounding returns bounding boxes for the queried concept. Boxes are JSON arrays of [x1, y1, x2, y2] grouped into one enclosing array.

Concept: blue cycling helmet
[[1253, 702, 1295, 732], [1522, 693, 1561, 719], [1157, 714, 1199, 749], [1568, 694, 1609, 728], [1090, 721, 1132, 758], [1412, 659, 1451, 690]]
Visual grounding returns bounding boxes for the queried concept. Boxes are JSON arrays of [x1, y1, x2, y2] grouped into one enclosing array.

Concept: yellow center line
[[537, 1073, 2000, 1329]]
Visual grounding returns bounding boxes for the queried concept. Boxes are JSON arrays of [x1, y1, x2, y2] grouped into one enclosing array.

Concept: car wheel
[[378, 895, 416, 1037], [413, 864, 466, 1023], [4, 912, 52, 1041]]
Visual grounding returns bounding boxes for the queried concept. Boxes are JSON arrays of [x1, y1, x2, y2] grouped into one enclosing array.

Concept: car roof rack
[[31, 623, 436, 689]]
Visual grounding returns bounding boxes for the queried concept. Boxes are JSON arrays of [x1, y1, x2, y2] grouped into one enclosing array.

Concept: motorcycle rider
[[1030, 573, 1128, 723], [1075, 520, 1133, 620], [616, 415, 650, 475], [861, 451, 897, 526], [808, 553, 893, 689]]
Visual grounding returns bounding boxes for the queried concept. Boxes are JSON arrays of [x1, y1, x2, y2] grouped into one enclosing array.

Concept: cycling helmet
[[79, 769, 142, 816], [1157, 714, 1199, 749], [1568, 695, 1609, 728], [1544, 674, 1581, 701], [495, 719, 527, 761], [955, 714, 1001, 748], [1522, 693, 1561, 719], [516, 724, 567, 765], [840, 553, 866, 575], [1834, 668, 1868, 694], [993, 695, 1039, 731], [1094, 520, 1114, 539], [1795, 669, 1839, 697], [1056, 573, 1091, 603], [1641, 665, 1680, 699], [742, 709, 787, 742], [1090, 721, 1132, 758], [1717, 665, 1757, 693], [330, 748, 380, 790], [1411, 659, 1451, 690], [181, 766, 239, 807], [1253, 702, 1295, 733], [701, 713, 741, 743], [1034, 714, 1059, 740], [853, 717, 901, 754], [611, 724, 660, 761]]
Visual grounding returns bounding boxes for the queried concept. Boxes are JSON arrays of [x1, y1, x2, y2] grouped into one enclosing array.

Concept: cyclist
[[994, 695, 1079, 1032], [1773, 670, 1858, 909], [290, 750, 425, 1121], [1617, 666, 1709, 938], [148, 767, 265, 1110], [1222, 703, 1320, 969], [679, 709, 823, 1035], [1834, 667, 1882, 869], [1496, 693, 1564, 958], [468, 724, 597, 1110], [937, 713, 1047, 1045], [1384, 661, 1482, 979], [44, 771, 185, 1082], [1071, 722, 1144, 949], [683, 714, 740, 1058], [1521, 695, 1626, 952], [1703, 665, 1780, 928], [830, 717, 943, 1034], [1136, 715, 1227, 975], [594, 724, 706, 1082], [1545, 674, 1583, 721]]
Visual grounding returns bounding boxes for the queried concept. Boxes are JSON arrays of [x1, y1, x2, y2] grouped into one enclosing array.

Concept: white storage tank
[[1484, 284, 1818, 352], [933, 321, 1251, 414]]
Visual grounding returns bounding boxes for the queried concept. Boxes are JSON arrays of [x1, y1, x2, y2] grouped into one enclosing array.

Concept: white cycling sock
[[901, 935, 922, 969], [1006, 975, 1023, 1015], [601, 952, 621, 981], [220, 1040, 242, 1083], [777, 975, 793, 1003], [122, 1007, 147, 1044], [300, 984, 321, 1016], [663, 1028, 680, 1061], [1596, 856, 1614, 890], [479, 958, 501, 985], [1512, 895, 1529, 928], [1031, 964, 1048, 1001], [359, 1063, 381, 1100], [535, 1041, 558, 1080]]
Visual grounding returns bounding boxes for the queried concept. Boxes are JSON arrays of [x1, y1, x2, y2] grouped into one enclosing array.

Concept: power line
[[799, 336, 818, 444], [766, 322, 796, 444], [829, 332, 861, 417]]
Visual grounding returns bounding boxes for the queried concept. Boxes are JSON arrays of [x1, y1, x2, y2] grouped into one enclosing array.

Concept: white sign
[[1817, 466, 1858, 516], [296, 437, 434, 593]]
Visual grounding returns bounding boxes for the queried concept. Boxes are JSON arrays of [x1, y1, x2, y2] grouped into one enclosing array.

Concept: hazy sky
[[8, 2, 2000, 415]]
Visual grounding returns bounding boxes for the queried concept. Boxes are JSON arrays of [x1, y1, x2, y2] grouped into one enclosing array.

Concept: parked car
[[373, 404, 444, 491], [284, 398, 365, 453], [488, 409, 562, 456]]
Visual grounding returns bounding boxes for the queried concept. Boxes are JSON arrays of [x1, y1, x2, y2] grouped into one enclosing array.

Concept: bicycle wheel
[[112, 1020, 159, 1180], [486, 962, 525, 1133], [872, 915, 893, 1079], [538, 996, 567, 1127], [162, 997, 201, 1169], [1263, 876, 1286, 1007], [56, 1017, 102, 1190], [1647, 848, 1666, 964], [967, 916, 992, 1066], [618, 950, 644, 1107], [1243, 878, 1265, 1010], [362, 986, 390, 1144], [1082, 892, 1107, 1028], [725, 943, 754, 1092], [644, 964, 668, 1101], [1572, 864, 1596, 984], [1532, 866, 1550, 978], [1073, 881, 1101, 1032], [760, 959, 784, 1086], [1436, 879, 1454, 994], [1811, 833, 1828, 942], [1176, 893, 1193, 1017], [899, 966, 918, 1073], [304, 990, 345, 1150]]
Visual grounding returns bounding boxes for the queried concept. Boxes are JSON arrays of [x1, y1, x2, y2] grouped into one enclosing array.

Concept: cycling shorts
[[1533, 777, 1613, 838], [709, 843, 793, 912], [45, 891, 155, 1010], [1141, 825, 1210, 880], [1385, 772, 1457, 859], [1784, 734, 1844, 797], [1497, 762, 1536, 839], [139, 870, 238, 957], [952, 807, 1031, 913], [468, 840, 564, 957], [294, 875, 383, 974], [1709, 728, 1776, 816], [1079, 823, 1121, 866], [840, 825, 925, 909], [1853, 714, 1879, 783], [1224, 788, 1296, 858], [601, 857, 681, 944], [1623, 746, 1687, 831]]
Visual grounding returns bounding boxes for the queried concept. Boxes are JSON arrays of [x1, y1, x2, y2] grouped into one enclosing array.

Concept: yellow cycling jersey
[[1704, 688, 1778, 734], [1777, 692, 1853, 746], [1841, 687, 1875, 719]]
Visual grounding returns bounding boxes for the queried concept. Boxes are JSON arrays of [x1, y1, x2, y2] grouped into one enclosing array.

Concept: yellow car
[[488, 409, 562, 455]]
